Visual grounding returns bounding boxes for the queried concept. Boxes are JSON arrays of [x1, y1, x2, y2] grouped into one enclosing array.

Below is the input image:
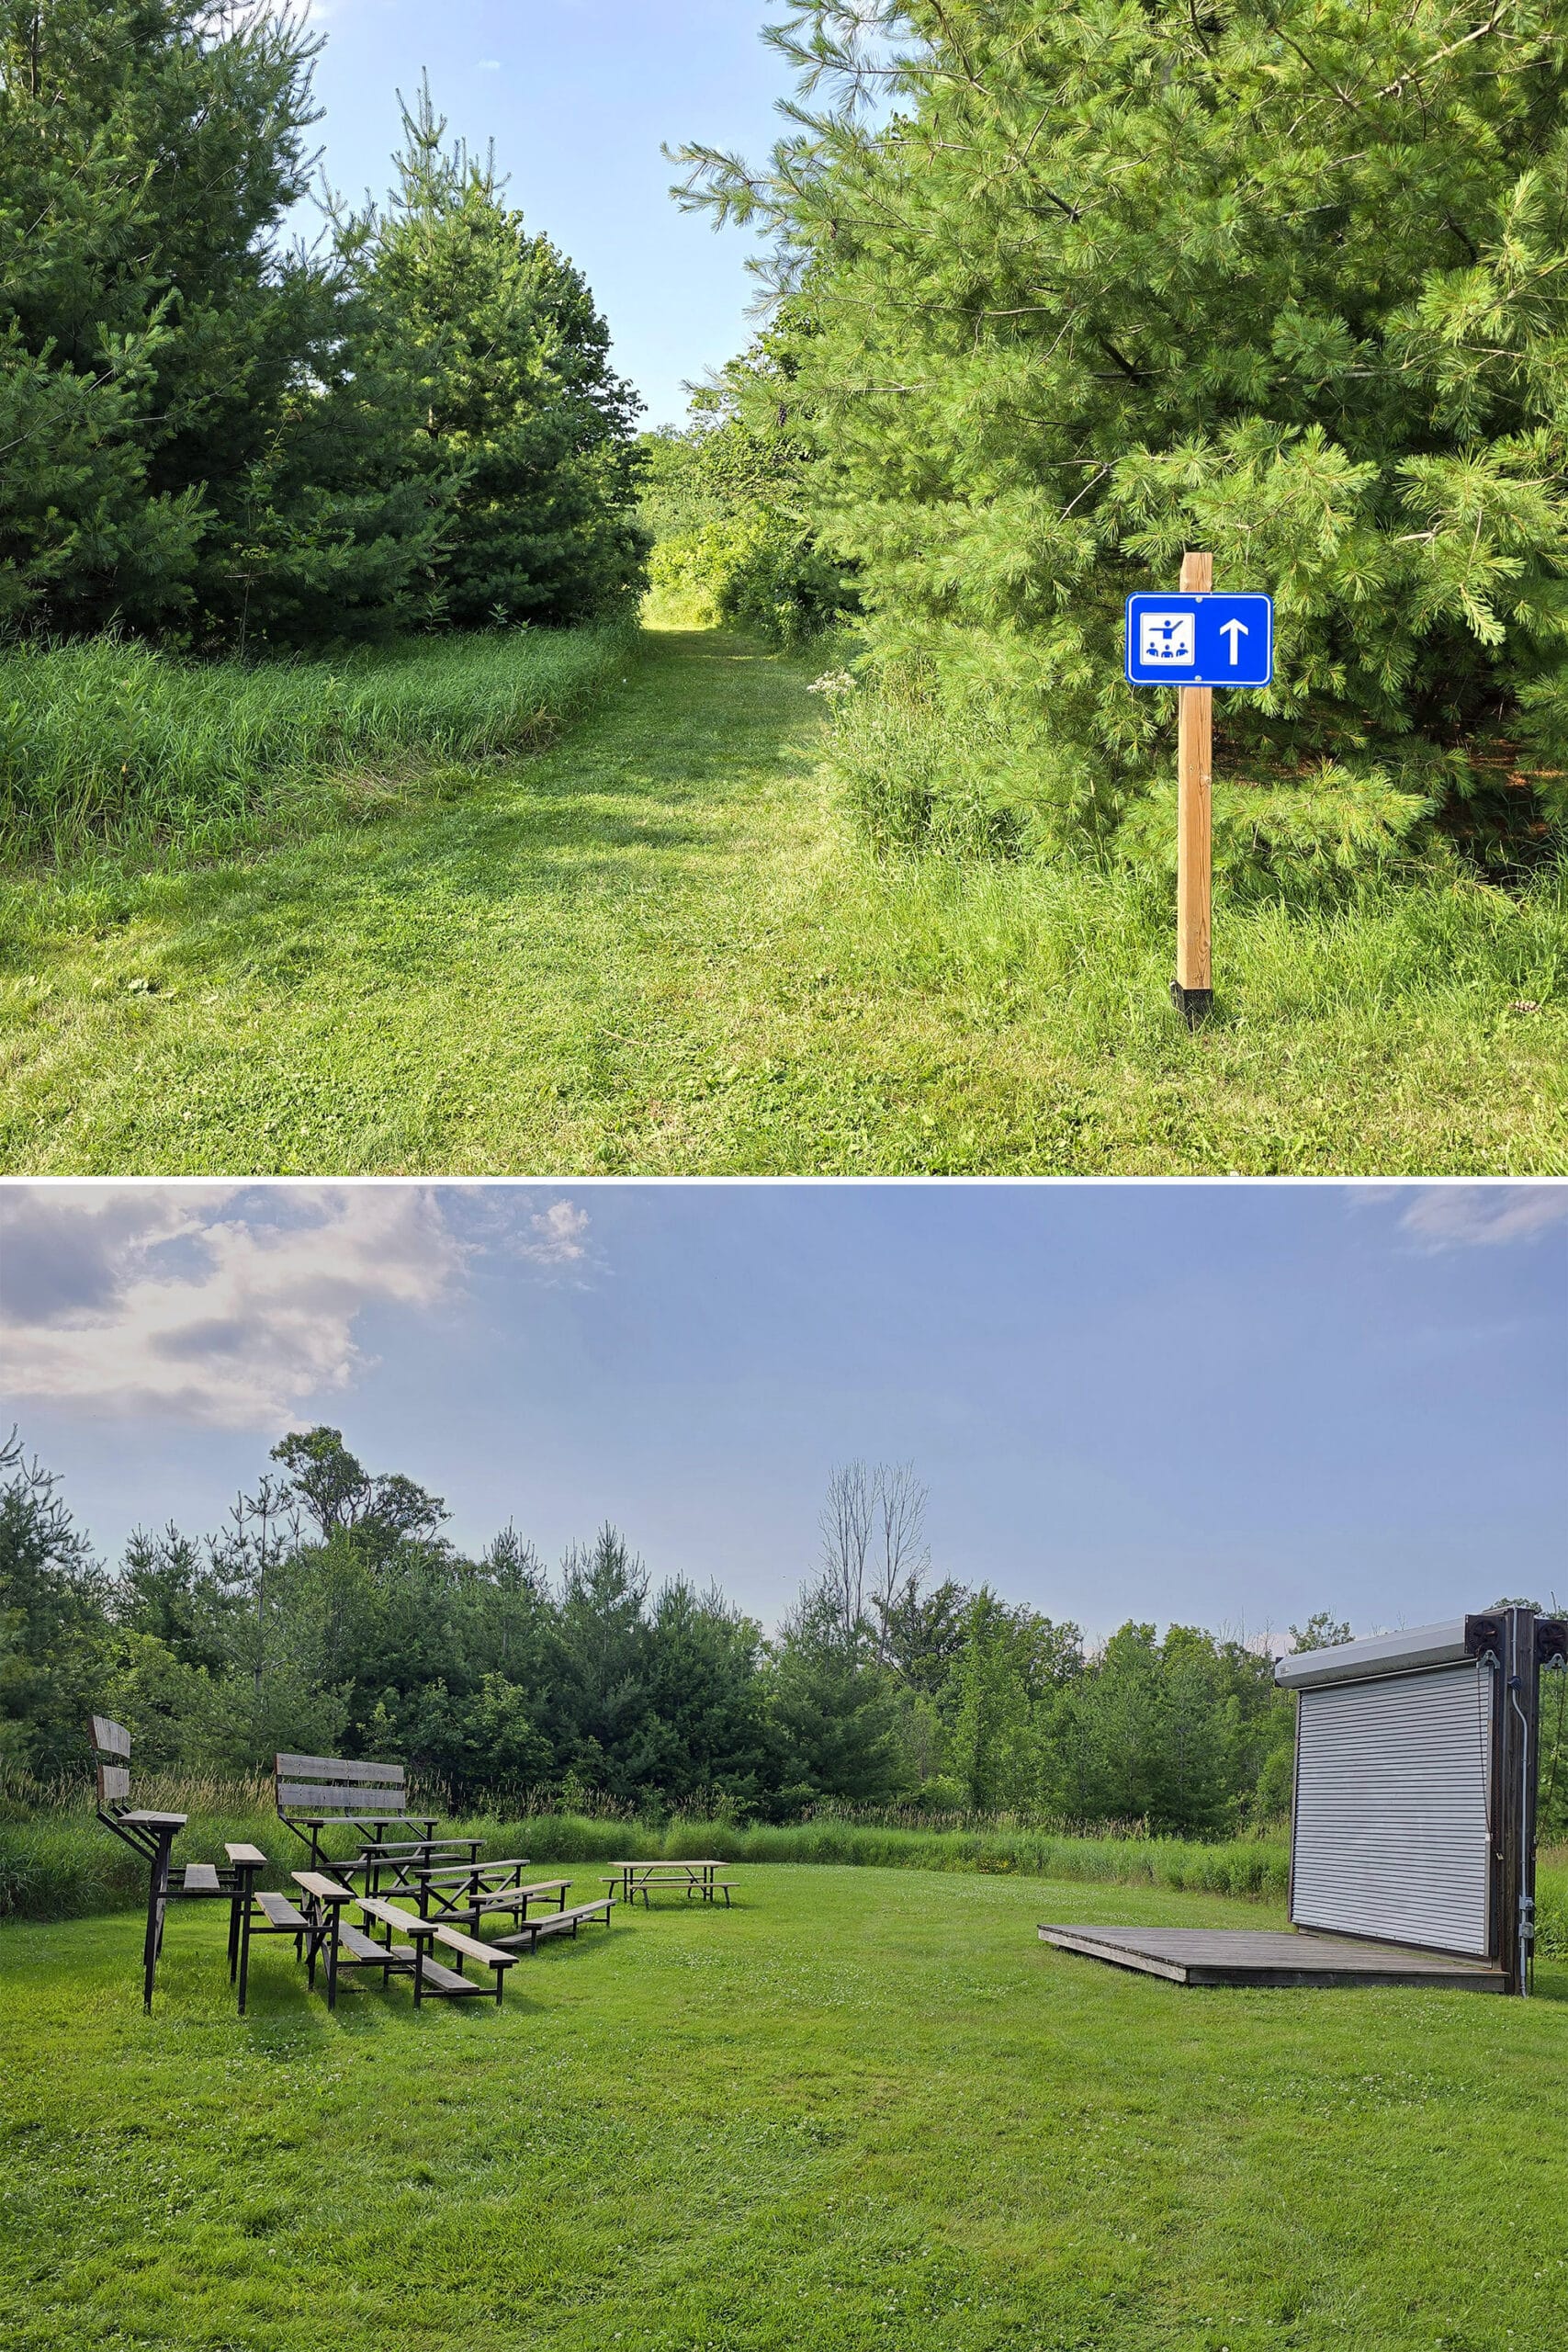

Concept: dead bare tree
[[869, 1462, 930, 1663], [818, 1459, 930, 1654], [818, 1460, 877, 1644]]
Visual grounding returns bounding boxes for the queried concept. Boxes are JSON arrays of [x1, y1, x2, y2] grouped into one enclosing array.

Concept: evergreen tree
[[360, 85, 648, 626], [224, 246, 458, 647], [765, 1575, 903, 1809], [639, 1581, 771, 1810], [678, 1, 1568, 868], [115, 1522, 236, 1678], [0, 0, 328, 634], [550, 1525, 655, 1795], [0, 1430, 109, 1778], [470, 1524, 553, 1684], [0, 6, 458, 644]]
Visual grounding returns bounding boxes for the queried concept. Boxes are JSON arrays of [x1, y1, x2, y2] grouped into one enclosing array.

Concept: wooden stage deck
[[1036, 1924, 1507, 1990]]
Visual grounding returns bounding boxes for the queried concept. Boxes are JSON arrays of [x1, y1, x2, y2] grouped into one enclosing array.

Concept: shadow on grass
[[175, 1947, 558, 2043], [221, 1914, 634, 2039]]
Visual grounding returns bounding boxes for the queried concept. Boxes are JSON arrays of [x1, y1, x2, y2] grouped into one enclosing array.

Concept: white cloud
[[0, 1187, 468, 1429], [516, 1199, 592, 1267], [1389, 1185, 1568, 1251]]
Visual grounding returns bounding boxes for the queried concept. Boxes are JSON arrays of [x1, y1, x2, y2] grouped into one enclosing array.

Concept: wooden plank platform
[[1036, 1925, 1508, 1990]]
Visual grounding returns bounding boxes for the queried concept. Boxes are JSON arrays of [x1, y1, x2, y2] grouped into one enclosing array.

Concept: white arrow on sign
[[1219, 618, 1249, 665]]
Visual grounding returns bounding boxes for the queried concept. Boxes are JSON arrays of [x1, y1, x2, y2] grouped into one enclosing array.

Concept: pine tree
[[677, 1, 1568, 866], [0, 0, 328, 634], [641, 1580, 771, 1810], [550, 1525, 655, 1793], [222, 243, 459, 648], [360, 85, 648, 626], [0, 1430, 109, 1778], [766, 1575, 902, 1807]]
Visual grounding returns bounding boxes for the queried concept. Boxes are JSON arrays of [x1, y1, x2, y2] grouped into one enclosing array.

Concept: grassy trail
[[2, 625, 1564, 1173]]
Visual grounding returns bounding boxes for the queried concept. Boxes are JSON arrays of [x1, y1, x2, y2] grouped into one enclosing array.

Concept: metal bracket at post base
[[1170, 981, 1213, 1028]]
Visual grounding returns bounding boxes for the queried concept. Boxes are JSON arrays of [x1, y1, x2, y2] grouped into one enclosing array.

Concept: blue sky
[[286, 0, 792, 426], [3, 1182, 1563, 1643]]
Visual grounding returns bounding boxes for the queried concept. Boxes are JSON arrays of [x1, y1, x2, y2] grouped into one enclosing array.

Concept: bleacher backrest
[[275, 1755, 410, 1819], [90, 1716, 133, 1807]]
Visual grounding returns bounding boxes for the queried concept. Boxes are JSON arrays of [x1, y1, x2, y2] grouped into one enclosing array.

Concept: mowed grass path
[[2, 627, 1565, 1173], [1, 1867, 1563, 2352]]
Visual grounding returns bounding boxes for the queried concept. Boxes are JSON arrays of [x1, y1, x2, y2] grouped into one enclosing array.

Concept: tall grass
[[813, 672, 1568, 1063], [0, 1782, 1284, 1926], [0, 623, 637, 864], [6, 1786, 1561, 1956], [812, 814, 1568, 1050]]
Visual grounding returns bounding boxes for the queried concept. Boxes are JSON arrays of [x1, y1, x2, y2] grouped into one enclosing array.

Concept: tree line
[[0, 1425, 1405, 1838], [0, 3, 645, 648]]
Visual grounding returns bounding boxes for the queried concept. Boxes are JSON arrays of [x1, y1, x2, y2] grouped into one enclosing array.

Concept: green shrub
[[648, 514, 853, 647], [815, 667, 1026, 859], [818, 666, 1461, 895]]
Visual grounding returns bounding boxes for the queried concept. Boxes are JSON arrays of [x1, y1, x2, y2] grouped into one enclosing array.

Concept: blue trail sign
[[1124, 592, 1273, 687]]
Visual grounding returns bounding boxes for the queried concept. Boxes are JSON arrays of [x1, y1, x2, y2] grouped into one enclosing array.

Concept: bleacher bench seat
[[494, 1896, 615, 1952]]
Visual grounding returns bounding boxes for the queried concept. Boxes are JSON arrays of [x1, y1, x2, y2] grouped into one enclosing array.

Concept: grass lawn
[[1, 625, 1565, 1173], [0, 1867, 1563, 2352]]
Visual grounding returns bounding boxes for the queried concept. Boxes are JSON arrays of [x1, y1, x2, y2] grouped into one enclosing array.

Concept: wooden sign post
[[1124, 563, 1272, 1024], [1172, 549, 1213, 1027]]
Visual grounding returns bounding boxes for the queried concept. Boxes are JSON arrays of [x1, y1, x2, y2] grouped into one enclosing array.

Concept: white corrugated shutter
[[1291, 1663, 1494, 1956]]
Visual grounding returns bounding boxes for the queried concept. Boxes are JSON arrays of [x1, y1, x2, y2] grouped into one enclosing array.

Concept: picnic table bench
[[224, 1842, 284, 2013], [355, 1894, 520, 2006], [338, 1837, 486, 1897], [602, 1861, 735, 1908], [289, 1871, 386, 2009]]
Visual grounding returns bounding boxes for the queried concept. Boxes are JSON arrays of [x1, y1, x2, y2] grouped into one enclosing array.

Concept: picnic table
[[604, 1860, 733, 1907]]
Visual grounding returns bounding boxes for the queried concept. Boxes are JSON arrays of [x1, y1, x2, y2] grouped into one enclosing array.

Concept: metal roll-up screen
[[1291, 1663, 1494, 1956]]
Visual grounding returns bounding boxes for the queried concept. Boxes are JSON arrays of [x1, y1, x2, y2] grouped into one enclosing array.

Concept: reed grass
[[0, 623, 636, 863], [12, 1784, 1562, 1954]]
